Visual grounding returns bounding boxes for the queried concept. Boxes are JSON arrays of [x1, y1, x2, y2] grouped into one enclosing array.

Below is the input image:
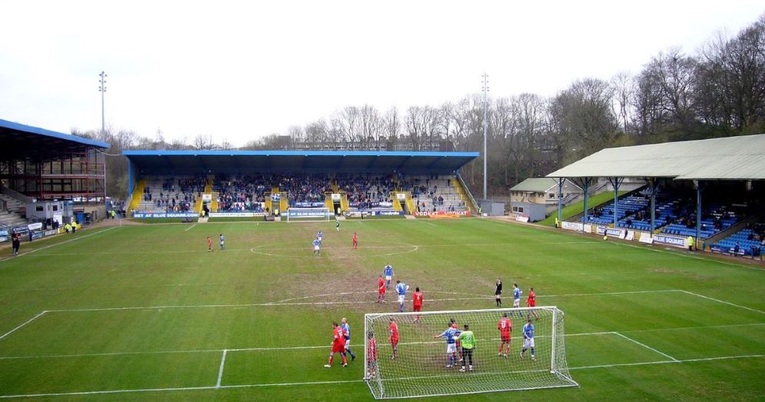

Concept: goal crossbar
[[363, 306, 578, 399]]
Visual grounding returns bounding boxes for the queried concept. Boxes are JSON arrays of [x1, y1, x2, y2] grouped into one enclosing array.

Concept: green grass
[[0, 218, 763, 401]]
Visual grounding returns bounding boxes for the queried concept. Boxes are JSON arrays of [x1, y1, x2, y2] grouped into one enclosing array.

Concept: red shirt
[[527, 290, 536, 307], [413, 291, 424, 308], [378, 277, 385, 293], [333, 326, 346, 346], [389, 321, 399, 341], [498, 317, 512, 337], [367, 338, 378, 362]]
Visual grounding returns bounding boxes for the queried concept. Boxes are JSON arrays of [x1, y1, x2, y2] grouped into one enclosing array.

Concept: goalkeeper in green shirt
[[457, 324, 475, 372]]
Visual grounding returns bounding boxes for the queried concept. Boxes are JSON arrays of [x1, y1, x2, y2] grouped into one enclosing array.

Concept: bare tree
[[634, 49, 700, 141], [193, 133, 214, 150], [286, 125, 304, 148], [334, 106, 361, 149], [382, 107, 401, 150], [304, 118, 330, 149], [359, 105, 385, 150], [697, 17, 765, 133], [550, 78, 618, 162], [610, 72, 635, 134], [404, 106, 427, 151]]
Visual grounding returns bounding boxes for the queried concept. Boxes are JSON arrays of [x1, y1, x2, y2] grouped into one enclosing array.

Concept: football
[[406, 285, 410, 291]]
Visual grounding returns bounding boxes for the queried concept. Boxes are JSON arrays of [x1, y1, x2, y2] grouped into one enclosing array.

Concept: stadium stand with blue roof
[[122, 150, 480, 220]]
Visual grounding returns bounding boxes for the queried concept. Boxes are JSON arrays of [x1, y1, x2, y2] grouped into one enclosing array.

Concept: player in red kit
[[412, 287, 424, 323], [497, 312, 512, 357], [389, 318, 399, 359], [324, 322, 348, 368], [352, 232, 358, 249], [527, 287, 539, 320], [377, 275, 386, 303], [207, 236, 213, 252], [365, 331, 378, 380]]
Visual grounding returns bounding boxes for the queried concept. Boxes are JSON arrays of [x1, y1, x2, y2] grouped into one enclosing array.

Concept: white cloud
[[1, 0, 762, 146]]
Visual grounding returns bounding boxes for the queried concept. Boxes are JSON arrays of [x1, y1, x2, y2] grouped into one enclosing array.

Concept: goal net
[[285, 207, 331, 222], [363, 306, 577, 399]]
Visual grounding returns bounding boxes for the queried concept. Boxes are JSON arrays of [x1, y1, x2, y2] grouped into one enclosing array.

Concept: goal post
[[363, 306, 578, 399], [285, 207, 332, 222]]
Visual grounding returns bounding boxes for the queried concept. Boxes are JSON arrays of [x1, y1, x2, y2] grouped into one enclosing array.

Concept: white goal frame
[[285, 207, 332, 222], [363, 306, 578, 399]]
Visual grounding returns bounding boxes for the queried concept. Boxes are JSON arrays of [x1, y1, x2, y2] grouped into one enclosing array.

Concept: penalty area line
[[613, 332, 679, 362], [0, 311, 47, 341], [679, 290, 765, 315], [216, 350, 227, 388], [570, 353, 764, 371], [0, 380, 363, 399]]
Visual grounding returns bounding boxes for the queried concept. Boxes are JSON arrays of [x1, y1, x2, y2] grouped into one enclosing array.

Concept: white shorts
[[513, 299, 520, 308], [446, 344, 457, 354], [385, 275, 392, 281], [314, 245, 320, 251], [523, 337, 535, 349], [398, 295, 405, 304]]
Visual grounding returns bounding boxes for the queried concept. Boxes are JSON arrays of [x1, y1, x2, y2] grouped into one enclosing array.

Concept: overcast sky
[[1, 1, 763, 147]]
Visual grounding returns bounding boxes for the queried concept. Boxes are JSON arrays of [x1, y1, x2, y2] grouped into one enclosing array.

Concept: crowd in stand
[[142, 177, 202, 213], [214, 174, 268, 212], [138, 172, 467, 214], [336, 173, 395, 210], [283, 174, 332, 206]]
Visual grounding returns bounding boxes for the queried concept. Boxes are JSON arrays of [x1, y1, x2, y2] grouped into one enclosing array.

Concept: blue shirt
[[396, 282, 407, 296], [341, 322, 351, 340], [312, 239, 320, 247], [384, 265, 393, 277], [513, 287, 522, 301], [439, 327, 460, 344], [522, 323, 535, 339]]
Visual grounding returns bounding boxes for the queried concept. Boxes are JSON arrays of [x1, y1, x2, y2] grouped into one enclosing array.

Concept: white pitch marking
[[0, 311, 47, 341], [0, 380, 363, 399], [184, 224, 197, 232], [216, 350, 227, 388], [1, 353, 762, 399], [0, 226, 119, 262], [613, 332, 679, 362], [680, 290, 765, 315]]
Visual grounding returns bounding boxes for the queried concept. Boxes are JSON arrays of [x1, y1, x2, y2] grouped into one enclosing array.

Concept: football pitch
[[0, 218, 763, 401]]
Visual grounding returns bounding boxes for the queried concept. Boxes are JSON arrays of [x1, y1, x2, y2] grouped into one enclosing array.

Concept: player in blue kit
[[395, 280, 408, 312], [513, 283, 523, 317], [341, 317, 356, 361], [520, 319, 536, 361], [383, 264, 394, 290], [312, 238, 321, 255], [434, 322, 461, 368]]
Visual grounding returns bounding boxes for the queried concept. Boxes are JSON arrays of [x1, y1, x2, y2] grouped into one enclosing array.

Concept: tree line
[[79, 15, 764, 200]]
